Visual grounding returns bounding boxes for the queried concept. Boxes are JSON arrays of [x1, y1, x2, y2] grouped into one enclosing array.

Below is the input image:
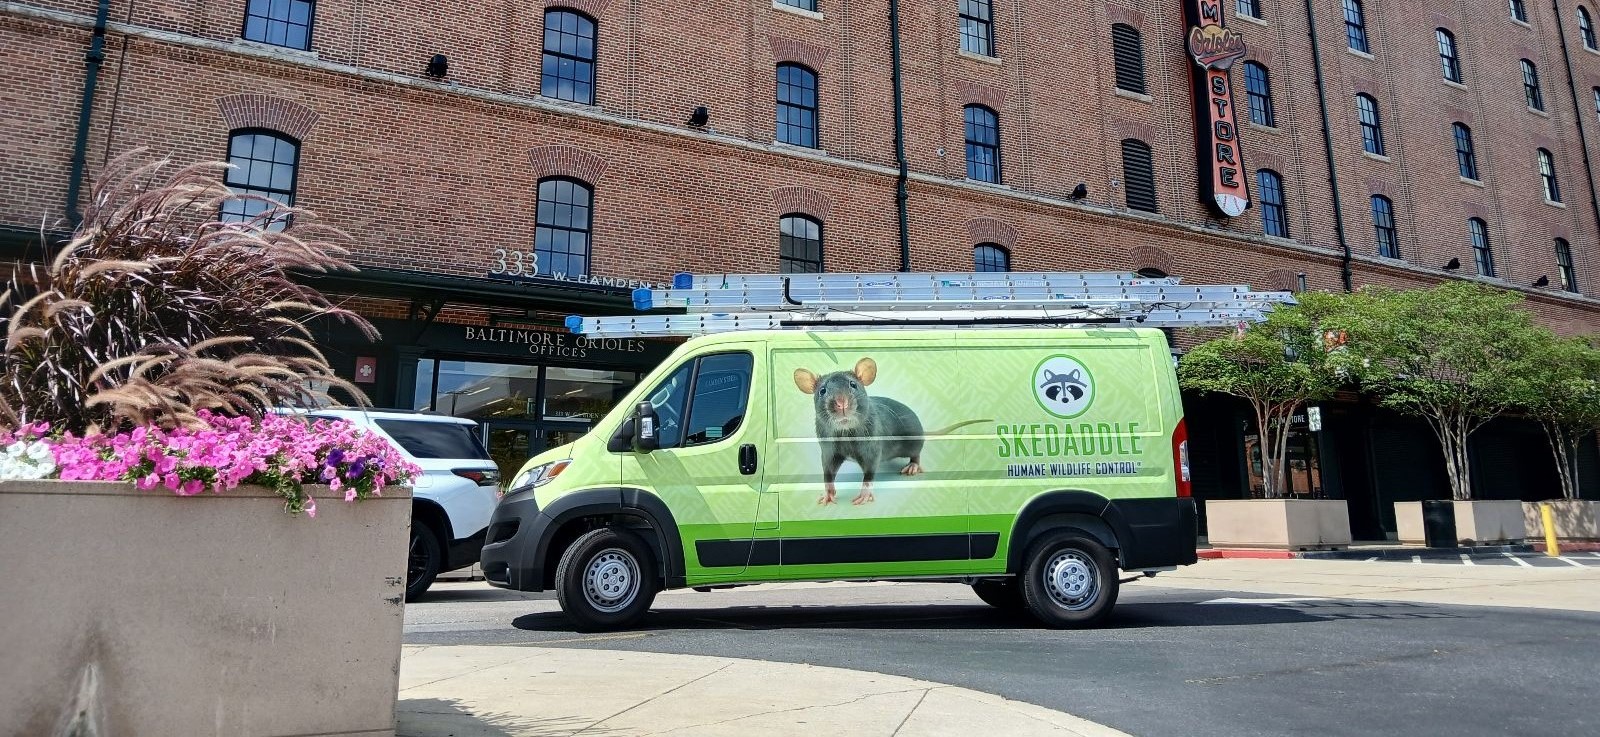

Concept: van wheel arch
[[536, 489, 687, 591], [1009, 491, 1126, 574]]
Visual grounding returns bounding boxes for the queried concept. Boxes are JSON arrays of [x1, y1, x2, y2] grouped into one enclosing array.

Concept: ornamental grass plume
[[0, 149, 377, 434]]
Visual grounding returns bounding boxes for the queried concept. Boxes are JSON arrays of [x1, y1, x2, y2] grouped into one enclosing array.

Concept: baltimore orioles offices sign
[[1184, 0, 1251, 217]]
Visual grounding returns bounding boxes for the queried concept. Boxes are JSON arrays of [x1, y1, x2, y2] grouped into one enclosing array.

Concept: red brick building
[[3, 0, 1597, 533]]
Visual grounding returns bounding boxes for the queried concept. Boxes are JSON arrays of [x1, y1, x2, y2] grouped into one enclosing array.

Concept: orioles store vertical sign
[[1185, 0, 1250, 217]]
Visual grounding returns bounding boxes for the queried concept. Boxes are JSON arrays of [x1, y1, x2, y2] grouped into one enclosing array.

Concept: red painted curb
[[1197, 549, 1298, 559]]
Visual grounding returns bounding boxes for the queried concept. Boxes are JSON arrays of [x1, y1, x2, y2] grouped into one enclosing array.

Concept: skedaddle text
[[995, 422, 1144, 458]]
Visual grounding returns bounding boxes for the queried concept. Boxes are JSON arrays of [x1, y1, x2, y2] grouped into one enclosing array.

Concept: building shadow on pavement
[[509, 599, 1464, 633], [412, 586, 554, 604], [397, 697, 627, 737]]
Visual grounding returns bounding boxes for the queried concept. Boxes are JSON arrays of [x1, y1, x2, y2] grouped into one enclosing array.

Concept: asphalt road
[[404, 578, 1600, 737]]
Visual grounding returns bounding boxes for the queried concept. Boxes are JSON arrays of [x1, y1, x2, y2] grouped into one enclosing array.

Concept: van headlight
[[511, 459, 573, 491]]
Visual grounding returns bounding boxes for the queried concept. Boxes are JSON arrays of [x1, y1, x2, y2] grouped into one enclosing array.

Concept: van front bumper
[[479, 489, 550, 591]]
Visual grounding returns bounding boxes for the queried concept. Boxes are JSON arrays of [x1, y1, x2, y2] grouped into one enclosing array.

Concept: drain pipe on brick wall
[[1553, 1, 1600, 249], [888, 0, 912, 272], [65, 0, 113, 229], [1302, 0, 1353, 292]]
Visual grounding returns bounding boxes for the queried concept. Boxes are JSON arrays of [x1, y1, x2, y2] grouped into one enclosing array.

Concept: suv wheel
[[555, 528, 659, 632], [971, 579, 1024, 611], [1018, 532, 1119, 628], [406, 521, 443, 602]]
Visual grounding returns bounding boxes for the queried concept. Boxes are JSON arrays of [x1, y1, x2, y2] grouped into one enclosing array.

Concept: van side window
[[683, 353, 754, 447], [645, 363, 694, 449]]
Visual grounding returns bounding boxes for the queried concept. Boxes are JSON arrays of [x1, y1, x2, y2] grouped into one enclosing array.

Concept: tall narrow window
[[1556, 238, 1578, 291], [1356, 94, 1385, 156], [1112, 24, 1147, 95], [959, 0, 994, 56], [1453, 123, 1479, 180], [1121, 139, 1159, 213], [1511, 0, 1528, 23], [1437, 29, 1462, 83], [1257, 169, 1288, 237], [779, 215, 823, 273], [776, 63, 818, 148], [1469, 218, 1495, 277], [1583, 7, 1598, 49], [964, 105, 1001, 183], [541, 10, 597, 105], [1371, 195, 1399, 258], [1244, 62, 1275, 127], [1344, 0, 1369, 53], [1237, 0, 1260, 19], [1593, 87, 1600, 120], [777, 0, 817, 11], [222, 129, 299, 225], [1523, 59, 1545, 111], [242, 0, 314, 50], [1539, 148, 1562, 202], [974, 243, 1010, 272], [534, 177, 593, 277]]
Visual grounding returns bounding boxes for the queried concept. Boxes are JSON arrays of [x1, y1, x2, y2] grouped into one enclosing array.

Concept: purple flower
[[325, 448, 345, 467]]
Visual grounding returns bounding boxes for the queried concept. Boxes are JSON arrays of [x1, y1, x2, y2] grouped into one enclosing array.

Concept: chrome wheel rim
[[1043, 550, 1099, 611], [583, 548, 640, 613]]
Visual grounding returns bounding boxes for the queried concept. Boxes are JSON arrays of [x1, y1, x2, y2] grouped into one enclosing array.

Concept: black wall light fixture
[[426, 54, 449, 78], [687, 106, 710, 127], [1535, 275, 1551, 287], [1443, 257, 1460, 270], [1070, 183, 1088, 200]]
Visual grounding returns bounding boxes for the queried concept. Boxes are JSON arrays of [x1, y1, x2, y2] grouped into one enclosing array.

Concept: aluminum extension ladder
[[564, 270, 1296, 339]]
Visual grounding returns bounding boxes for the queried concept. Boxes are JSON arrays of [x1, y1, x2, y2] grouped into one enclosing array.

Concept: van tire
[[555, 527, 659, 632], [1018, 532, 1118, 628], [971, 580, 1024, 611]]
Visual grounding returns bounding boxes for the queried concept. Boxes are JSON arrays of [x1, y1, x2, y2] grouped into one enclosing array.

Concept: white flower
[[5, 442, 25, 458], [26, 441, 51, 461]]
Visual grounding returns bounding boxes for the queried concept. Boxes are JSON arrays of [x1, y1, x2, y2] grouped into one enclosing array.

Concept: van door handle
[[738, 444, 758, 475]]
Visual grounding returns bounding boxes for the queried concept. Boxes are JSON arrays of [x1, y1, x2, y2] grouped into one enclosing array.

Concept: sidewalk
[[1151, 556, 1600, 612], [397, 645, 1129, 737]]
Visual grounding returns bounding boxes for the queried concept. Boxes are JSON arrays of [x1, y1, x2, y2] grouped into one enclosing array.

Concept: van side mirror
[[632, 401, 660, 453]]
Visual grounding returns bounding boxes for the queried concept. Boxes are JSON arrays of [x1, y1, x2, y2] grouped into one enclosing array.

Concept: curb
[[1198, 544, 1540, 560], [1532, 541, 1600, 553]]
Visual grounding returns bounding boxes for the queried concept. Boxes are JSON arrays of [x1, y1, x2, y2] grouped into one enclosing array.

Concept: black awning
[[293, 266, 640, 315]]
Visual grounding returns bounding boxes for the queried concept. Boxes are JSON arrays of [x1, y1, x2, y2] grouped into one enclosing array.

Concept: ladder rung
[[567, 308, 1273, 339], [672, 271, 1182, 291], [635, 284, 1292, 312]]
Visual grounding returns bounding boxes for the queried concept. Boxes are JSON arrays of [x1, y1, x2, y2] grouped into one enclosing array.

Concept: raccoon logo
[[1033, 355, 1095, 419]]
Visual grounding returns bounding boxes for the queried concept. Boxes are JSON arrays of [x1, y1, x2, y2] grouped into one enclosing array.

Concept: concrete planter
[[0, 480, 410, 737], [1395, 500, 1526, 546], [1524, 500, 1600, 542], [1205, 499, 1353, 550]]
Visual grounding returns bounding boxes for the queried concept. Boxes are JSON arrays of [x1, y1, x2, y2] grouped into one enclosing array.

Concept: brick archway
[[1127, 245, 1176, 277], [528, 145, 608, 183], [772, 186, 831, 221], [216, 94, 319, 140]]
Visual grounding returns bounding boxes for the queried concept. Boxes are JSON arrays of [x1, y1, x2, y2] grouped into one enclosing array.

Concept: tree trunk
[[1542, 422, 1579, 500], [1425, 413, 1474, 501], [1254, 401, 1299, 500]]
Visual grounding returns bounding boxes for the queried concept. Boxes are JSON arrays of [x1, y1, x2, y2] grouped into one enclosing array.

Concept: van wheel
[[1019, 532, 1118, 629], [406, 521, 443, 602], [555, 528, 659, 632], [971, 579, 1024, 611]]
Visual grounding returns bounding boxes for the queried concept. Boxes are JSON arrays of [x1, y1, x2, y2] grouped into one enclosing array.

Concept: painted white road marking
[[1365, 557, 1379, 562], [1503, 552, 1534, 568], [1459, 554, 1474, 566], [1555, 556, 1586, 567], [1411, 556, 1421, 564]]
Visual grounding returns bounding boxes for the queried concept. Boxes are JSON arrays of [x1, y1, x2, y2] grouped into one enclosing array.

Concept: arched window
[[222, 129, 300, 226], [1555, 238, 1578, 292], [1120, 139, 1158, 213], [1257, 169, 1287, 237], [1111, 24, 1146, 95], [1582, 7, 1598, 50], [1371, 195, 1399, 258], [1539, 148, 1562, 203], [973, 243, 1010, 272], [1244, 62, 1274, 127], [534, 177, 593, 277], [1437, 29, 1461, 83], [1453, 123, 1479, 181], [959, 0, 994, 56], [1510, 0, 1528, 23], [1522, 59, 1544, 111], [1469, 218, 1495, 277], [964, 105, 1001, 183], [541, 10, 597, 105], [1344, 0, 1369, 53], [243, 0, 314, 50], [776, 63, 818, 148], [779, 215, 823, 273], [1356, 94, 1384, 156]]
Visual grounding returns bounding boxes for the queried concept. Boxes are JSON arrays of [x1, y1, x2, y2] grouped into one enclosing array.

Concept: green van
[[480, 327, 1197, 630]]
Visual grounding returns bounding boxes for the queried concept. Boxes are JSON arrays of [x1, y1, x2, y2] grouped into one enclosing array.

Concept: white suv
[[290, 408, 501, 600]]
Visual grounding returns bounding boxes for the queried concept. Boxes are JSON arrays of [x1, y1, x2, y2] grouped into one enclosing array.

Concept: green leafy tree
[[1179, 293, 1342, 499], [1326, 282, 1540, 501], [1513, 332, 1600, 500]]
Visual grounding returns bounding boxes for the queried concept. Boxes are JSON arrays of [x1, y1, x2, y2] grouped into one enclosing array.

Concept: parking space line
[[1503, 553, 1534, 568], [1365, 557, 1379, 562], [1555, 557, 1587, 567], [1411, 555, 1421, 564], [1459, 554, 1474, 566]]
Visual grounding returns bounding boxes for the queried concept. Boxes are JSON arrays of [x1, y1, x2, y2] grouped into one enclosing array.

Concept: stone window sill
[[233, 38, 319, 59], [1347, 47, 1375, 61], [1529, 106, 1550, 118], [1115, 88, 1153, 103], [1546, 199, 1568, 208], [958, 49, 1003, 66], [1249, 122, 1281, 134], [772, 1, 823, 20], [1512, 18, 1533, 30], [966, 178, 1009, 189], [1362, 151, 1392, 163], [1236, 13, 1268, 27], [1443, 79, 1468, 91], [772, 140, 828, 156], [1460, 176, 1485, 187]]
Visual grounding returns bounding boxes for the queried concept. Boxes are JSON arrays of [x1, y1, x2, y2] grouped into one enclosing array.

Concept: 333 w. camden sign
[[1185, 0, 1251, 217]]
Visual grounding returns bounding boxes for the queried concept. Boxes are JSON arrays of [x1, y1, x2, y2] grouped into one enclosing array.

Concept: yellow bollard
[[1541, 503, 1561, 557]]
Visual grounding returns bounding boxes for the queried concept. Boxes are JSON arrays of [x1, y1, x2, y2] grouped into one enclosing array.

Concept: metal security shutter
[[1121, 139, 1159, 213], [1112, 24, 1146, 94]]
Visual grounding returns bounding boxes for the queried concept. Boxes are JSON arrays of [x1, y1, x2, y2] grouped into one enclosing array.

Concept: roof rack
[[566, 271, 1295, 339]]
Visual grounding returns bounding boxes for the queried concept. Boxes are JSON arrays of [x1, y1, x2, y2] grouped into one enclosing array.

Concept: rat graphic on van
[[793, 357, 987, 506]]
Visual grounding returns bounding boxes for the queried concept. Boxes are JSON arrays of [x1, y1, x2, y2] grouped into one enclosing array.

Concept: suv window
[[371, 419, 490, 460], [684, 354, 753, 446]]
